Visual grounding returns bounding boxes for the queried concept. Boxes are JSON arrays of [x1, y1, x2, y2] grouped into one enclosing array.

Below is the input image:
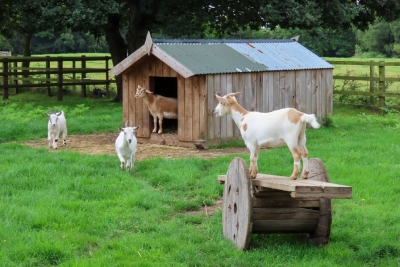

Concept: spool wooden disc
[[222, 157, 253, 250], [304, 158, 333, 246]]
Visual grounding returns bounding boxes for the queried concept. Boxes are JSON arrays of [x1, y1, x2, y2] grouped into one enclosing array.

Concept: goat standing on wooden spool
[[214, 92, 320, 180], [135, 85, 178, 134]]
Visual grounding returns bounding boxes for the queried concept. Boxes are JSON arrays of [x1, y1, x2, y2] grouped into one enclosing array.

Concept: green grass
[[0, 93, 122, 143], [0, 97, 400, 266]]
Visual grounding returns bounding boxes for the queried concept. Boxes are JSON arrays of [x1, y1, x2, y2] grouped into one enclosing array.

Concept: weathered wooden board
[[218, 174, 351, 199]]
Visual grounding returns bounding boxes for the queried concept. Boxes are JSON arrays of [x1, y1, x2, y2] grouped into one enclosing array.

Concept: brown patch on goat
[[288, 109, 303, 124], [228, 97, 249, 116], [243, 124, 248, 132]]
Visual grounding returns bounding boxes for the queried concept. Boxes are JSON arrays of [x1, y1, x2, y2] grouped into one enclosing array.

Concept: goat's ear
[[45, 113, 49, 117], [56, 112, 62, 116], [134, 125, 140, 130], [146, 90, 153, 94], [118, 127, 124, 131]]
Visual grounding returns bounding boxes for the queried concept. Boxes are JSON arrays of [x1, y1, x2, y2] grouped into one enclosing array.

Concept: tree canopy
[[1, 0, 400, 101]]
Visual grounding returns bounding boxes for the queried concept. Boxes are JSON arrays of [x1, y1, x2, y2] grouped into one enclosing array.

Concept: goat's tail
[[301, 114, 321, 129]]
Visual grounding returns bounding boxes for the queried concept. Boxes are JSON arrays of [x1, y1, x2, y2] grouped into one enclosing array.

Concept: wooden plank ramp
[[218, 174, 352, 199]]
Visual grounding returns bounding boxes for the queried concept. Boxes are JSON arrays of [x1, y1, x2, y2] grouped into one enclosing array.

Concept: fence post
[[106, 57, 110, 98], [72, 59, 76, 92], [46, 56, 51, 96], [57, 57, 63, 101], [81, 55, 87, 97], [369, 60, 375, 105], [13, 61, 19, 94], [378, 61, 385, 109], [2, 58, 9, 100]]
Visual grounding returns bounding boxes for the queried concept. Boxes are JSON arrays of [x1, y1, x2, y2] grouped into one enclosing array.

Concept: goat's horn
[[129, 120, 133, 127], [227, 92, 242, 97], [125, 120, 128, 127]]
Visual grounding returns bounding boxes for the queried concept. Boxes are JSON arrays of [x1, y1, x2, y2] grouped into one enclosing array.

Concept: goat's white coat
[[135, 85, 177, 134], [115, 125, 140, 171], [214, 92, 320, 179], [46, 110, 67, 149]]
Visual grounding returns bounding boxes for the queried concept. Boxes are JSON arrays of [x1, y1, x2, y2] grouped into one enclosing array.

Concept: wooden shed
[[110, 32, 333, 149]]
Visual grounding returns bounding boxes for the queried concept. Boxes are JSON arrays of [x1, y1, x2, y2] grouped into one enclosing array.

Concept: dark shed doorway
[[149, 77, 178, 133]]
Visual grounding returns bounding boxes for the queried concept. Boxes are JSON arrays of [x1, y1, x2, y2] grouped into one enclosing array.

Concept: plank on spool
[[219, 157, 352, 250]]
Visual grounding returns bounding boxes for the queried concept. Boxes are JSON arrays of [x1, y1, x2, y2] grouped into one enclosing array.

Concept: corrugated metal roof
[[154, 39, 333, 75], [225, 41, 333, 71], [155, 43, 268, 74]]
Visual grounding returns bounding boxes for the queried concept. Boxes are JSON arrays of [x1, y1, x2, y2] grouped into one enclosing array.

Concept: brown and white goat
[[135, 85, 178, 134], [214, 92, 320, 180]]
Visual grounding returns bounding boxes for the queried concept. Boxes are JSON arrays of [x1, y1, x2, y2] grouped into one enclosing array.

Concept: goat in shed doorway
[[135, 85, 178, 134]]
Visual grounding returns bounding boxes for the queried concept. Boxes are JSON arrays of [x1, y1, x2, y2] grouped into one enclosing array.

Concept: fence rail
[[0, 56, 114, 101], [327, 60, 400, 108]]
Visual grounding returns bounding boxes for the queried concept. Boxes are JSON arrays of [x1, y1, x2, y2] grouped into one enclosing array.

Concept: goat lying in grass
[[135, 85, 178, 134], [115, 121, 140, 171], [214, 92, 320, 180], [45, 108, 67, 149]]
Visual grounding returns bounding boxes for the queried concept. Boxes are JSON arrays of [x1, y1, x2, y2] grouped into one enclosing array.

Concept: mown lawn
[[0, 96, 399, 266]]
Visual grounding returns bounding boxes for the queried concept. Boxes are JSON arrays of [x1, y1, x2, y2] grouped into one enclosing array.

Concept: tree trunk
[[125, 2, 159, 54], [22, 33, 33, 82], [104, 2, 159, 102], [104, 14, 128, 102]]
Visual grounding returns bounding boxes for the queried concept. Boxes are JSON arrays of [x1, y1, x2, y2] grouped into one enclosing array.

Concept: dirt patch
[[24, 133, 250, 161]]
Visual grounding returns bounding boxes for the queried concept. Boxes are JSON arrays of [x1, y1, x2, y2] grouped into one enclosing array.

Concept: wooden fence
[[327, 60, 400, 108], [0, 56, 114, 101]]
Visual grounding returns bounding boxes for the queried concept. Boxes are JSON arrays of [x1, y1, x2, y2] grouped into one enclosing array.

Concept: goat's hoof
[[290, 176, 298, 180]]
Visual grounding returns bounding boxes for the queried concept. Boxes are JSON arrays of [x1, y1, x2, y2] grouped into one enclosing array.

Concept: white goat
[[115, 121, 140, 171], [214, 92, 320, 180], [135, 85, 178, 134], [45, 108, 67, 149]]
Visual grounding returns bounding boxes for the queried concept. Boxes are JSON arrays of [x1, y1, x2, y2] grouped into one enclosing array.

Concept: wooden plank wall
[[206, 69, 333, 141]]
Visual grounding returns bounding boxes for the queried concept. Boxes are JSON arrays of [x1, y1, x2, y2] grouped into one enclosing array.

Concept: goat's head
[[119, 125, 140, 144], [214, 92, 242, 117], [45, 108, 62, 127], [135, 85, 152, 98]]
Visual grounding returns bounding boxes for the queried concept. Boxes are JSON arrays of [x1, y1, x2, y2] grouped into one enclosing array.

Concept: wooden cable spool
[[219, 157, 352, 250]]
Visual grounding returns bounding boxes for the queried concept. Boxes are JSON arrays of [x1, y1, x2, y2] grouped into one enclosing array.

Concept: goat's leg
[[62, 128, 67, 146], [129, 154, 134, 170], [117, 153, 125, 170], [125, 159, 131, 171], [48, 133, 52, 148], [299, 145, 309, 179], [158, 116, 163, 134], [152, 116, 158, 133], [290, 147, 302, 180], [247, 144, 259, 179]]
